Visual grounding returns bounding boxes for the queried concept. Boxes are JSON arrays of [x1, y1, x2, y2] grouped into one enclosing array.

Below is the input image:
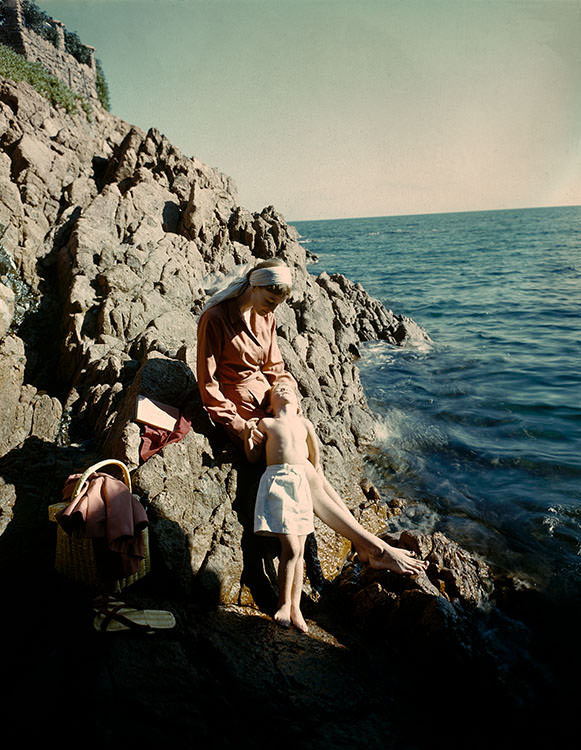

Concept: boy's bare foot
[[291, 607, 309, 633], [274, 606, 291, 628], [360, 542, 429, 575]]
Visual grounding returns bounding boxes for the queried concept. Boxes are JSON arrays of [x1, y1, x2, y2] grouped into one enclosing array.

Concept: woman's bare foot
[[359, 541, 429, 575], [291, 607, 309, 633]]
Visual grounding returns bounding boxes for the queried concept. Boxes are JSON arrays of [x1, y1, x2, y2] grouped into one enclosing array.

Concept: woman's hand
[[243, 418, 265, 463], [246, 418, 265, 447]]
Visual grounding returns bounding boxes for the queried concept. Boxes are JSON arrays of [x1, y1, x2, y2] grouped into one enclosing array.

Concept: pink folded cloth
[[57, 471, 148, 577]]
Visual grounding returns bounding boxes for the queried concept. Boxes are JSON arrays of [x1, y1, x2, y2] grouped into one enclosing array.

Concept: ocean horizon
[[290, 202, 581, 225]]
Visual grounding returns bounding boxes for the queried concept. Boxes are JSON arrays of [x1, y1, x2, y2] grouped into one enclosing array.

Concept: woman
[[196, 258, 427, 574]]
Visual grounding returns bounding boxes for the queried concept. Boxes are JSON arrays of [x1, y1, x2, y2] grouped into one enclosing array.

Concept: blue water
[[294, 206, 581, 600]]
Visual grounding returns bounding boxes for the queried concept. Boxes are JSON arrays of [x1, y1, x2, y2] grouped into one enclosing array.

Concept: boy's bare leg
[[290, 535, 308, 633], [303, 462, 428, 575], [274, 534, 300, 628]]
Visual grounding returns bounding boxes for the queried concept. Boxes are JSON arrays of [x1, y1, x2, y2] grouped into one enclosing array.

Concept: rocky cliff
[[0, 77, 569, 748], [0, 74, 432, 595]]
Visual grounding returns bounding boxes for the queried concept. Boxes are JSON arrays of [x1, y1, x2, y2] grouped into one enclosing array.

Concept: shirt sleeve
[[196, 311, 247, 439]]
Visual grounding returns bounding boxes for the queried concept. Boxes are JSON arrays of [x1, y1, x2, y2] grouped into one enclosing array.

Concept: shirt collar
[[225, 298, 271, 344]]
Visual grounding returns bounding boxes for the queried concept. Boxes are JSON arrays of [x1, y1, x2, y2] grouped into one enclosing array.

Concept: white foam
[[360, 337, 435, 372], [372, 407, 448, 455], [400, 333, 434, 354]]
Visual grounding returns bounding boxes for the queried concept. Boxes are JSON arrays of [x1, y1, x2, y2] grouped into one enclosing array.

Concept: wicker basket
[[48, 459, 151, 592]]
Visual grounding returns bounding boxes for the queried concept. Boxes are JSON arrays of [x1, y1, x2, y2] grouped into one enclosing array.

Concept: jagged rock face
[[0, 77, 433, 602]]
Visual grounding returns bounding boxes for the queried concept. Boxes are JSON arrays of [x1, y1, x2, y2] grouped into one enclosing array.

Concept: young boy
[[244, 383, 429, 631], [243, 382, 318, 633]]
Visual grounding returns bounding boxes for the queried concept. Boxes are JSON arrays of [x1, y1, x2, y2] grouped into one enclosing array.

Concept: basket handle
[[71, 459, 132, 500]]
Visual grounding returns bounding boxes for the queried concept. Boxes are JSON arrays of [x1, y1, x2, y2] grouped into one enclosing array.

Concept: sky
[[36, 0, 581, 222]]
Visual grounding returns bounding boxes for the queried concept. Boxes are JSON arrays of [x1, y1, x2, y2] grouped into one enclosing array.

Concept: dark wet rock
[[334, 529, 492, 631]]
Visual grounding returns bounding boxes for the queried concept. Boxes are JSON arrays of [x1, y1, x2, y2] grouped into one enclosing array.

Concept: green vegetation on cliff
[[95, 58, 110, 111], [0, 41, 92, 117], [0, 0, 110, 110]]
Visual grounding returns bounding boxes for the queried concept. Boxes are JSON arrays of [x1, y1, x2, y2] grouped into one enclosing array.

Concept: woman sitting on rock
[[196, 257, 427, 574]]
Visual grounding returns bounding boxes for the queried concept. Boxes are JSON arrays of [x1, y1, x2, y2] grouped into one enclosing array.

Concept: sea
[[294, 205, 581, 604]]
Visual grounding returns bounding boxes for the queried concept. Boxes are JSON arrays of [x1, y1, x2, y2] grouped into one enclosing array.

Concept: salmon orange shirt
[[196, 298, 296, 440]]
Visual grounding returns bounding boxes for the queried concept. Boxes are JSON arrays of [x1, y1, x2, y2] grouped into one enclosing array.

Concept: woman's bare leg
[[302, 462, 428, 575]]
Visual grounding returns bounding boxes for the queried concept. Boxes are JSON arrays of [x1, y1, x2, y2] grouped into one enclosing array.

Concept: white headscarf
[[201, 263, 292, 313]]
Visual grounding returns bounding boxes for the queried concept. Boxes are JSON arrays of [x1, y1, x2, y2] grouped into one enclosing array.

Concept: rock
[[101, 353, 196, 468], [0, 335, 60, 454], [349, 403, 378, 446], [334, 529, 491, 630], [0, 281, 15, 338], [0, 476, 17, 535], [425, 530, 492, 605], [12, 132, 54, 178]]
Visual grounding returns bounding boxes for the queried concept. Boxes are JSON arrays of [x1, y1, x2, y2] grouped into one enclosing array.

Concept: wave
[[360, 337, 436, 371], [367, 229, 407, 237], [371, 407, 448, 455]]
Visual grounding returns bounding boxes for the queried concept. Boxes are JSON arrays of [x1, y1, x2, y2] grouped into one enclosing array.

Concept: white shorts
[[254, 463, 314, 536]]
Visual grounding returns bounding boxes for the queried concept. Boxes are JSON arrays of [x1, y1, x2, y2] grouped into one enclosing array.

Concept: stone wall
[[0, 0, 98, 100]]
